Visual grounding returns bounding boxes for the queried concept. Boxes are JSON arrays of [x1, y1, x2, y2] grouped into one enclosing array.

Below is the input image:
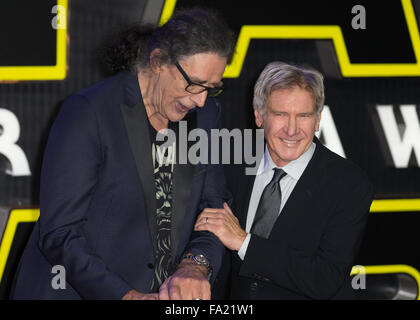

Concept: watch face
[[194, 254, 207, 265]]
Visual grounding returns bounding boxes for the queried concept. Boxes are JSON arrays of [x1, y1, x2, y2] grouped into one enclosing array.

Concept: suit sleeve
[[38, 94, 132, 299], [239, 176, 374, 299], [183, 99, 233, 283]]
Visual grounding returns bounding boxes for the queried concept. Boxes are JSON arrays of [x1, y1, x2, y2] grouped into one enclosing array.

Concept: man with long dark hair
[[12, 8, 234, 300]]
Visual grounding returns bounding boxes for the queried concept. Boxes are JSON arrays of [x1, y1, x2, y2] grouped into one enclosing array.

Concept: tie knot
[[272, 168, 286, 183]]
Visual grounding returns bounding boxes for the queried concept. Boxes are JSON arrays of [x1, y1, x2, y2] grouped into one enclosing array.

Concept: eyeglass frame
[[174, 61, 224, 97]]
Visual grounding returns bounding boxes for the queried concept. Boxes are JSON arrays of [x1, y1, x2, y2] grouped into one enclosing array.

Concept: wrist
[[181, 253, 213, 280], [178, 259, 208, 278], [233, 231, 248, 251]]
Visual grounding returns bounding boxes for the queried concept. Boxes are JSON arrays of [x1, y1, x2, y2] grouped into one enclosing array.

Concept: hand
[[121, 289, 159, 300], [158, 259, 210, 300], [194, 202, 247, 251]]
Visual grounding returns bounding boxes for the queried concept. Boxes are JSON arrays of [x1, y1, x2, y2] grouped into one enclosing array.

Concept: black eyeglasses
[[175, 61, 224, 97]]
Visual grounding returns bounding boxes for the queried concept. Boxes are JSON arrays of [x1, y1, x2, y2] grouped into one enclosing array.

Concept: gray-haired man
[[195, 62, 374, 299]]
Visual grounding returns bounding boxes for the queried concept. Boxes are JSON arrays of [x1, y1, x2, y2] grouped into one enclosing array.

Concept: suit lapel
[[271, 138, 325, 229], [237, 168, 256, 229], [171, 112, 196, 259], [119, 72, 158, 253], [237, 131, 264, 229]]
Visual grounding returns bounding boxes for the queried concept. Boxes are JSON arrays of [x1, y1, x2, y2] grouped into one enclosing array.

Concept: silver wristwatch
[[182, 253, 213, 280]]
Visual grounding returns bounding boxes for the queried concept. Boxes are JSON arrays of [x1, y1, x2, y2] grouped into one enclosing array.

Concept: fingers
[[205, 204, 233, 216], [144, 293, 159, 300], [158, 281, 170, 300], [200, 207, 224, 214], [194, 220, 216, 233], [194, 204, 246, 251], [159, 278, 182, 300], [169, 282, 182, 300], [195, 205, 237, 229], [223, 202, 234, 216], [195, 207, 227, 226], [197, 203, 234, 222], [202, 285, 211, 300], [195, 215, 220, 228], [122, 290, 160, 300], [194, 208, 230, 232], [159, 266, 211, 300]]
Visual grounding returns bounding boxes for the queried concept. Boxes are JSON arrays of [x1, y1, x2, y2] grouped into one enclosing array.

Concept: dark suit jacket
[[223, 137, 373, 299], [11, 71, 231, 300]]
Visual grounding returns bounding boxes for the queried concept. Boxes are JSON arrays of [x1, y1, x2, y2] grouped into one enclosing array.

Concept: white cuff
[[237, 233, 251, 261]]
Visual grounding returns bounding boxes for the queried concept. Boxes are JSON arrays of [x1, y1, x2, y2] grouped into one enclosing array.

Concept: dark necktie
[[250, 168, 287, 238]]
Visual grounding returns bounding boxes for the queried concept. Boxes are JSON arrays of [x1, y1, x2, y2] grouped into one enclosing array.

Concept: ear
[[149, 48, 164, 74], [254, 108, 263, 128]]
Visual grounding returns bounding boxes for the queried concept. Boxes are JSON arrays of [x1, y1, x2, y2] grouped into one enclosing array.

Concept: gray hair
[[253, 62, 325, 115]]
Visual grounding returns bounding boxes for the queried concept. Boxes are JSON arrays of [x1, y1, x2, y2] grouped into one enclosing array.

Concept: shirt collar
[[258, 142, 316, 180]]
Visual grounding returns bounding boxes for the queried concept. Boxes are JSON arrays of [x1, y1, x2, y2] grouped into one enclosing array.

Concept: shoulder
[[52, 74, 129, 136], [75, 73, 124, 108], [315, 142, 373, 191], [61, 73, 126, 114]]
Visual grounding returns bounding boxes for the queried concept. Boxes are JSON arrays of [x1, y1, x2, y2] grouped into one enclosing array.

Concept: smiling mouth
[[280, 138, 299, 145], [175, 102, 193, 113]]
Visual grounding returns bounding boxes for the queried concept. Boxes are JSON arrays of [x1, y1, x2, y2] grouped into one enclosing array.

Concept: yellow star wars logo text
[[160, 0, 420, 78], [0, 0, 67, 81]]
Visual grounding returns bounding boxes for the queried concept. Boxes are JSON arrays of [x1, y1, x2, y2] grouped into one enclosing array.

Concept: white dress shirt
[[237, 142, 316, 260]]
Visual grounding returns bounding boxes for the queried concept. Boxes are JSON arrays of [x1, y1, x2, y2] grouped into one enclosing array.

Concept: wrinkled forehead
[[178, 52, 227, 84], [267, 85, 317, 112]]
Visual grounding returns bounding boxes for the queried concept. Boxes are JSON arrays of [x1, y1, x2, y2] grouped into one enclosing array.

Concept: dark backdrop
[[1, 0, 420, 297]]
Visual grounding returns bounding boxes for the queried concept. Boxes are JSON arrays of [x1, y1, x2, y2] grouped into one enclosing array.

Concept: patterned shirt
[[148, 121, 176, 292]]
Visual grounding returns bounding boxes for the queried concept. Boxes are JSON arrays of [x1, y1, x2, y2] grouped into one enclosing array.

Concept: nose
[[286, 115, 298, 136], [190, 90, 208, 108]]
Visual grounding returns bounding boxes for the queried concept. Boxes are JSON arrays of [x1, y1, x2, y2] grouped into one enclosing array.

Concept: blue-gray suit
[[11, 71, 230, 299]]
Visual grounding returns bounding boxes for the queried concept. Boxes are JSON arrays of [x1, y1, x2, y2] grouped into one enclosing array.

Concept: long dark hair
[[102, 7, 235, 74]]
